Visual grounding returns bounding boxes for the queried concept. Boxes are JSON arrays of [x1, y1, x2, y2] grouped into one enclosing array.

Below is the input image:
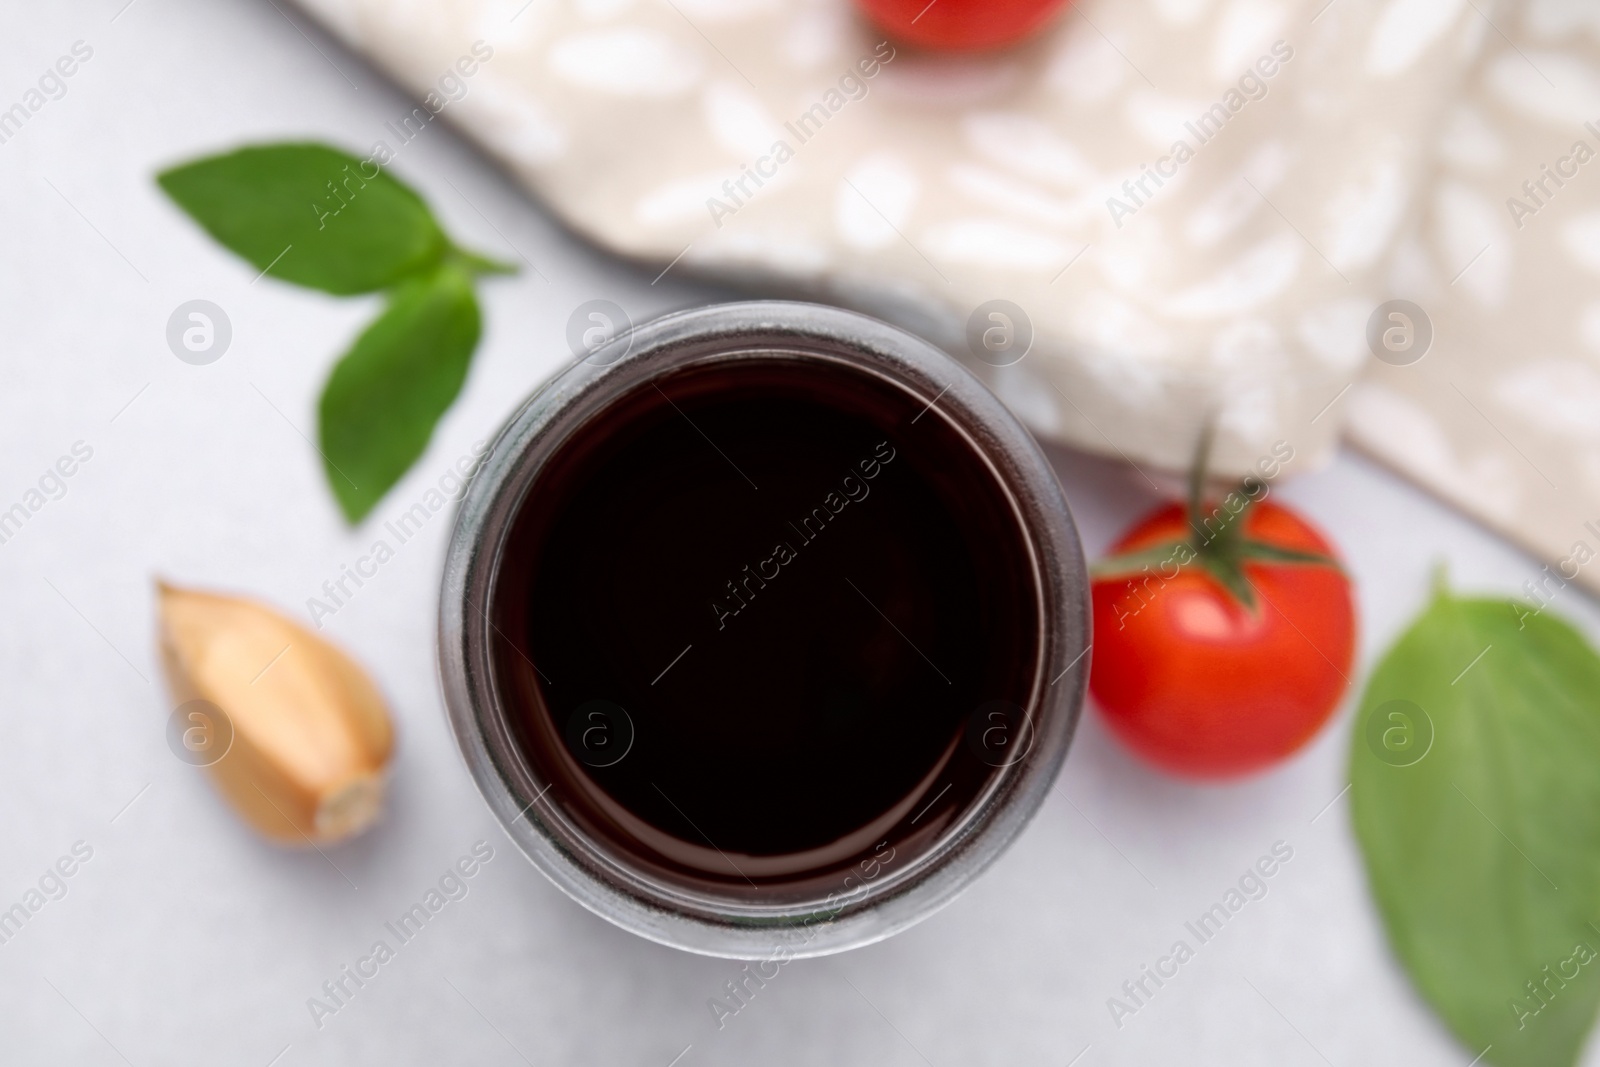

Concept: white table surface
[[4, 3, 1597, 1065]]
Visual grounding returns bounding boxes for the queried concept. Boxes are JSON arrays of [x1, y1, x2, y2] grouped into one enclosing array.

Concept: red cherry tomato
[[854, 0, 1071, 52], [1089, 499, 1356, 779]]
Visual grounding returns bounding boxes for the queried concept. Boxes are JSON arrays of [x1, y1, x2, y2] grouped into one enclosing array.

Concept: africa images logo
[[704, 42, 897, 228], [1105, 40, 1294, 229]]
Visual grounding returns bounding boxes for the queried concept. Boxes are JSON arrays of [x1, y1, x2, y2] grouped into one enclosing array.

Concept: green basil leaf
[[1351, 582, 1600, 1067], [157, 143, 447, 294], [317, 264, 480, 521]]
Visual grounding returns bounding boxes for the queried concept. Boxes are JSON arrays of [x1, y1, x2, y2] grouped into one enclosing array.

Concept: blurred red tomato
[[855, 0, 1071, 51], [1089, 499, 1356, 779]]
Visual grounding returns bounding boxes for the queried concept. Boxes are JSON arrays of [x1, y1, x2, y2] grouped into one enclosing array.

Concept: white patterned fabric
[[292, 0, 1600, 592]]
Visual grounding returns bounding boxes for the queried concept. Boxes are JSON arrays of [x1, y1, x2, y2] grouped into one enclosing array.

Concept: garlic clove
[[156, 581, 394, 845]]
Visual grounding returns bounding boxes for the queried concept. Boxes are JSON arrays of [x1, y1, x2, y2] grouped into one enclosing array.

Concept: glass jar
[[438, 301, 1089, 958]]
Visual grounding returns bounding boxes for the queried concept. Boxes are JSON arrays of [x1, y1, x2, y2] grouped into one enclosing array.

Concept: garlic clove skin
[[156, 581, 394, 845]]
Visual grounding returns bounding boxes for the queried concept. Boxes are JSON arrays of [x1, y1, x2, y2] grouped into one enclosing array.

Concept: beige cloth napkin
[[291, 0, 1600, 595]]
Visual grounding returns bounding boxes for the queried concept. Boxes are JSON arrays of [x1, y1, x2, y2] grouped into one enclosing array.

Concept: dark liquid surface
[[492, 356, 1039, 892]]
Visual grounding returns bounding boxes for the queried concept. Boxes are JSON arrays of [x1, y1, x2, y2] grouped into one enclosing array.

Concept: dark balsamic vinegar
[[492, 356, 1040, 894]]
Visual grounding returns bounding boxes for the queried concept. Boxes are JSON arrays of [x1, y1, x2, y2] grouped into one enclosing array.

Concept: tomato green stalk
[[1090, 428, 1340, 611]]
